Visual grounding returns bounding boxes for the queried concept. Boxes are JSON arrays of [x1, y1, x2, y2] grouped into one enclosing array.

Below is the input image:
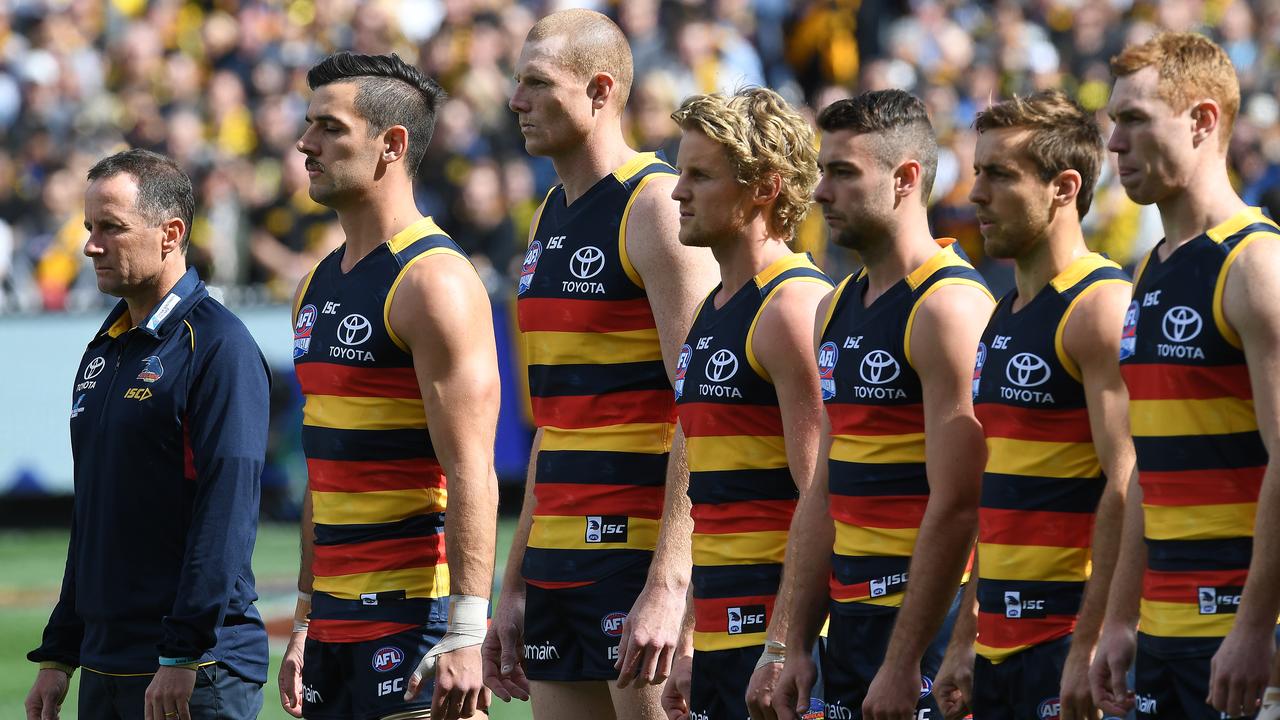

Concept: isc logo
[[376, 677, 404, 697], [371, 646, 404, 673], [726, 605, 766, 635], [123, 387, 153, 401], [601, 611, 626, 637], [585, 516, 627, 543]]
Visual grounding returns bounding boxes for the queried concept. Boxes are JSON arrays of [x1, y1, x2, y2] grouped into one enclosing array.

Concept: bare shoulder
[[911, 281, 994, 370], [1062, 279, 1131, 367], [390, 251, 493, 345]]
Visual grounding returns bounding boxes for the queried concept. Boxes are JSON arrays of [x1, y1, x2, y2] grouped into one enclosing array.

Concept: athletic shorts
[[302, 619, 447, 720], [820, 593, 959, 720], [691, 644, 825, 720], [522, 565, 648, 682], [1134, 631, 1280, 720], [972, 634, 1126, 720]]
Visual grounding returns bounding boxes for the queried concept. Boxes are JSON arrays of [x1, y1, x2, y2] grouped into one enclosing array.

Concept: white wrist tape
[[1259, 686, 1280, 720], [754, 640, 786, 671], [409, 595, 488, 681]]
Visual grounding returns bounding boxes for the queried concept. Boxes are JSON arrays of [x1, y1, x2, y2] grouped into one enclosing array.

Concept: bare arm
[[863, 283, 992, 719], [1210, 237, 1280, 716], [1060, 280, 1136, 719], [1089, 467, 1144, 716]]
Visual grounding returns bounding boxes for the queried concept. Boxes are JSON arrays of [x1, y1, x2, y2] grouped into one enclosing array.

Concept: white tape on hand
[[753, 640, 786, 671], [408, 595, 488, 688], [1259, 687, 1280, 720]]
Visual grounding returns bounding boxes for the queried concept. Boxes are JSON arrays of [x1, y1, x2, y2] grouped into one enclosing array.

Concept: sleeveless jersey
[[516, 153, 679, 588], [972, 254, 1130, 662], [819, 244, 990, 612], [1121, 207, 1279, 651], [676, 254, 832, 652], [293, 216, 466, 642]]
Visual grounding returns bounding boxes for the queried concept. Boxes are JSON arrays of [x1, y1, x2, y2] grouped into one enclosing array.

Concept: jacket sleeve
[[157, 322, 271, 661], [28, 515, 84, 668]]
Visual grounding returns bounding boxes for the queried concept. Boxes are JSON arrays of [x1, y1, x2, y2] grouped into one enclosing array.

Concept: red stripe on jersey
[[830, 493, 927, 529], [307, 458, 446, 494], [828, 403, 923, 437], [1138, 466, 1263, 507], [976, 404, 1093, 443], [829, 577, 871, 602], [533, 483, 666, 518], [678, 402, 784, 438], [693, 594, 777, 632], [976, 611, 1075, 649], [979, 508, 1095, 548], [308, 619, 420, 643], [1142, 568, 1249, 602], [531, 390, 676, 428], [518, 297, 658, 333], [312, 534, 447, 578], [296, 363, 421, 399], [525, 578, 594, 590], [1121, 363, 1252, 401], [692, 499, 797, 535]]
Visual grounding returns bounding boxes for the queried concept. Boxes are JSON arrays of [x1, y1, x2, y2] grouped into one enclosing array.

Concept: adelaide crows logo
[[137, 356, 164, 383]]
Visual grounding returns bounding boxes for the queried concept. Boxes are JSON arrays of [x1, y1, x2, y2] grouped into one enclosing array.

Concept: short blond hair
[[1111, 32, 1240, 145], [527, 9, 633, 110], [671, 88, 818, 238]]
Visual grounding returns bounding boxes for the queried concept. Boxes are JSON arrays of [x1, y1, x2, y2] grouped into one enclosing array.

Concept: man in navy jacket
[[24, 149, 270, 720]]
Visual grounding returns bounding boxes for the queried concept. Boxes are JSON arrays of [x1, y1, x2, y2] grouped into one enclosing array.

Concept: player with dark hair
[[933, 90, 1135, 720], [771, 90, 994, 720], [483, 8, 718, 720], [278, 52, 500, 720], [25, 148, 272, 720], [1090, 32, 1280, 720]]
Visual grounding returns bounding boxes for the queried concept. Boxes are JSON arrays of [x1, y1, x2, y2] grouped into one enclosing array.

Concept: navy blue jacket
[[28, 268, 271, 683]]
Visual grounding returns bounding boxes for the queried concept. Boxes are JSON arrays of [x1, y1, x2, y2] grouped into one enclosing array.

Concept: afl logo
[[859, 350, 900, 385], [919, 676, 933, 699], [371, 646, 403, 673], [1036, 697, 1061, 719], [818, 341, 838, 400], [337, 314, 373, 346], [1162, 305, 1202, 343], [570, 246, 606, 279], [518, 240, 542, 295], [1120, 300, 1139, 360], [705, 349, 738, 382], [295, 304, 318, 338], [972, 342, 987, 397], [674, 344, 693, 399], [601, 611, 626, 637], [84, 356, 105, 380], [1005, 353, 1050, 388]]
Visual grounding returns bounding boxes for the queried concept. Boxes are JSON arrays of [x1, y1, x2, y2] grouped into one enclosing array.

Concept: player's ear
[[1189, 99, 1222, 150], [588, 72, 617, 113], [382, 125, 410, 165], [1052, 169, 1082, 210], [160, 217, 186, 255], [893, 160, 923, 202]]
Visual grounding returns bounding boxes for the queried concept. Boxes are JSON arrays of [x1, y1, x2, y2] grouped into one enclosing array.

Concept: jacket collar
[[95, 267, 208, 340]]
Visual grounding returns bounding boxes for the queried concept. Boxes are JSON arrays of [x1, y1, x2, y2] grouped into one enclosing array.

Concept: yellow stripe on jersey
[[527, 515, 660, 551], [387, 216, 447, 254], [1142, 502, 1257, 541], [523, 328, 664, 366], [1055, 278, 1130, 382], [1129, 398, 1258, 438], [303, 395, 427, 431], [829, 432, 927, 465], [1214, 229, 1279, 349], [691, 531, 788, 566], [686, 434, 787, 473], [539, 423, 674, 453], [312, 488, 448, 526], [314, 564, 450, 601], [819, 276, 854, 339], [974, 641, 1033, 664], [694, 630, 768, 652], [984, 438, 1101, 479], [618, 171, 664, 289], [904, 278, 993, 369], [1139, 599, 1243, 638], [977, 543, 1092, 583], [834, 524, 917, 557], [834, 592, 906, 607]]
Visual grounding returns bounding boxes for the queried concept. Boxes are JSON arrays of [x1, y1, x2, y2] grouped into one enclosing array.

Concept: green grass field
[[0, 522, 533, 719]]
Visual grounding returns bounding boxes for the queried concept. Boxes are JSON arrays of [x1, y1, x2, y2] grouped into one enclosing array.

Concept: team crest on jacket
[[518, 240, 542, 295], [294, 303, 318, 358], [818, 341, 838, 400], [674, 344, 693, 400], [137, 356, 164, 383]]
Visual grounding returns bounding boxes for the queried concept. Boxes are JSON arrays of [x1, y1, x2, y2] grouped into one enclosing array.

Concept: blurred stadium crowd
[[3, 0, 1280, 313]]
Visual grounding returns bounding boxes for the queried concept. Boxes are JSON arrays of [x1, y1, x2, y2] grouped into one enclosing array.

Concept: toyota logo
[[570, 246, 606, 279], [705, 349, 738, 382], [1162, 305, 1202, 343], [1005, 353, 1051, 388], [84, 356, 105, 380], [859, 350, 900, 385], [338, 314, 373, 346]]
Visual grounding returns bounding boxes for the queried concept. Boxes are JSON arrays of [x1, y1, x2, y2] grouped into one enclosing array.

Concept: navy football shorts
[[1133, 630, 1280, 720], [691, 644, 825, 720], [302, 619, 447, 720], [522, 564, 648, 682], [972, 634, 1127, 720]]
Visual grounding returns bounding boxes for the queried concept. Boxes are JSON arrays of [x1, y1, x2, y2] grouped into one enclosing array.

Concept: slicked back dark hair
[[307, 52, 447, 176], [817, 90, 939, 205], [87, 149, 195, 252]]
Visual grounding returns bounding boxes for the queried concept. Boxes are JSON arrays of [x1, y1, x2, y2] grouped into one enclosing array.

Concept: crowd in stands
[[3, 0, 1280, 313]]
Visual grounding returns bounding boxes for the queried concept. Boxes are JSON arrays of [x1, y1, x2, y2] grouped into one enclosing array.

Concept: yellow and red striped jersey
[[293, 217, 464, 642], [972, 253, 1130, 662]]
